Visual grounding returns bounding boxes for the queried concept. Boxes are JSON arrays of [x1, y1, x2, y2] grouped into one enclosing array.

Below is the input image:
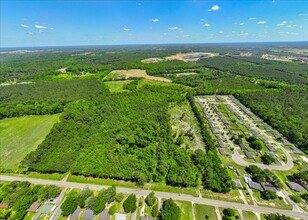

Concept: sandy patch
[[165, 52, 217, 62], [111, 69, 172, 83], [176, 72, 198, 76]]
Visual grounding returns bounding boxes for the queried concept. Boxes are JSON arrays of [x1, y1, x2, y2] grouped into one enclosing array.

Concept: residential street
[[1, 175, 307, 219]]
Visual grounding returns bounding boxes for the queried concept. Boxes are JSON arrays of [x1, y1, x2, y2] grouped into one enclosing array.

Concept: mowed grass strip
[[194, 204, 217, 220], [175, 200, 193, 220], [0, 114, 61, 170]]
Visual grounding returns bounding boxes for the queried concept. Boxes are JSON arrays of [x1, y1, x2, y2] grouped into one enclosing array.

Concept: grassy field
[[28, 172, 67, 180], [0, 114, 61, 170], [242, 211, 258, 220], [194, 204, 217, 220], [175, 200, 193, 220], [104, 80, 132, 92]]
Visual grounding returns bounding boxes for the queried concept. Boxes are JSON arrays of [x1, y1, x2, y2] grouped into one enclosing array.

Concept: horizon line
[[1, 40, 308, 50]]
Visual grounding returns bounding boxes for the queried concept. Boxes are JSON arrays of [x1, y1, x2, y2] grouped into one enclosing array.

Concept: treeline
[[187, 93, 232, 193], [235, 88, 308, 152], [0, 79, 103, 119], [0, 181, 60, 220], [22, 83, 201, 187], [197, 56, 308, 85]]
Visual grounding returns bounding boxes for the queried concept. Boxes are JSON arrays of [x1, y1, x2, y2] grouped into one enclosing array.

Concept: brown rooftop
[[0, 203, 8, 209], [27, 201, 41, 212]]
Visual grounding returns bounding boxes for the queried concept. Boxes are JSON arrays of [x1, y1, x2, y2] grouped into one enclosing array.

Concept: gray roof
[[287, 182, 304, 192], [83, 209, 96, 220], [282, 140, 292, 146], [98, 210, 110, 220], [234, 180, 243, 189], [292, 147, 303, 154], [219, 148, 226, 155], [265, 144, 277, 152], [239, 143, 248, 150], [218, 139, 226, 148], [261, 183, 277, 192], [248, 181, 262, 190], [140, 216, 153, 220], [70, 207, 82, 220], [245, 151, 254, 159]]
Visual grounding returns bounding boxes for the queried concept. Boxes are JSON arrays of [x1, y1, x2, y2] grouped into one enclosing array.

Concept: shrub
[[160, 199, 181, 220], [123, 194, 137, 213], [145, 192, 156, 206]]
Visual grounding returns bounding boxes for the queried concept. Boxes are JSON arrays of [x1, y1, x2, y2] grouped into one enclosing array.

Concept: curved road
[[0, 175, 306, 219], [232, 147, 294, 171]]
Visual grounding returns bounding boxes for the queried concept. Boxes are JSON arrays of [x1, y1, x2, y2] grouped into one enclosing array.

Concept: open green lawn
[[242, 211, 258, 220], [104, 80, 132, 92], [0, 114, 61, 170], [175, 200, 193, 220], [194, 204, 217, 220]]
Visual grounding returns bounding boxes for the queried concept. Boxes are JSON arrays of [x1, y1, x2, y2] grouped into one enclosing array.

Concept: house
[[218, 139, 226, 148], [287, 182, 304, 192], [292, 147, 303, 154], [282, 140, 292, 146], [26, 201, 41, 212], [98, 210, 110, 220], [115, 213, 127, 220], [261, 183, 277, 192], [234, 180, 243, 189], [273, 133, 281, 139], [248, 181, 262, 191], [70, 207, 82, 220], [265, 144, 277, 152], [83, 209, 96, 220], [236, 169, 241, 176], [219, 148, 226, 155], [239, 143, 248, 151], [140, 216, 153, 220], [245, 151, 254, 160], [243, 174, 252, 184]]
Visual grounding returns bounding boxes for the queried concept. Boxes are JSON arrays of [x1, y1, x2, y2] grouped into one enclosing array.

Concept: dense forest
[[22, 83, 231, 191]]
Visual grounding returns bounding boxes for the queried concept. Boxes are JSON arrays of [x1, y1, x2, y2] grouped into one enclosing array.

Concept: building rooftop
[[261, 183, 277, 192], [27, 201, 41, 212], [70, 207, 82, 220], [245, 151, 254, 159], [287, 182, 304, 192], [239, 143, 248, 151], [248, 181, 262, 191], [83, 209, 96, 220]]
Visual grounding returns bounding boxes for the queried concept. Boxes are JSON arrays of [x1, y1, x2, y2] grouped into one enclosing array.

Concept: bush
[[261, 190, 277, 200], [108, 203, 120, 215], [61, 191, 78, 216], [77, 187, 92, 208], [115, 193, 124, 202], [160, 198, 181, 220], [151, 203, 159, 217], [223, 208, 235, 217], [123, 194, 137, 213], [264, 213, 292, 220], [261, 154, 275, 165], [145, 192, 156, 206], [290, 195, 301, 203]]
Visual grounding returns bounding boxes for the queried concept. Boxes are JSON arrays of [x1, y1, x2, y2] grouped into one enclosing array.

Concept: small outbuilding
[[83, 209, 96, 220], [70, 207, 82, 220], [239, 143, 248, 151]]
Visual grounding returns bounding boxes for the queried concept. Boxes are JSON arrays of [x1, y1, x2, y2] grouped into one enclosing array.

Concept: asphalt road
[[232, 148, 293, 171], [1, 175, 307, 219]]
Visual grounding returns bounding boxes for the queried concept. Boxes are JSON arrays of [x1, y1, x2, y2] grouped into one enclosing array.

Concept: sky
[[1, 0, 308, 47]]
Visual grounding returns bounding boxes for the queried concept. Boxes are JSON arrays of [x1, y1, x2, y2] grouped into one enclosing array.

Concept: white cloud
[[35, 25, 47, 29], [257, 21, 267, 24], [150, 18, 159, 22], [50, 27, 54, 30], [277, 21, 287, 26], [168, 26, 181, 30], [233, 22, 238, 25], [239, 22, 245, 26], [20, 24, 29, 28], [183, 35, 192, 38], [38, 30, 44, 33], [123, 28, 130, 31], [249, 18, 257, 20], [299, 13, 308, 16], [238, 32, 249, 36], [278, 31, 298, 35], [204, 23, 210, 27], [208, 5, 220, 11]]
